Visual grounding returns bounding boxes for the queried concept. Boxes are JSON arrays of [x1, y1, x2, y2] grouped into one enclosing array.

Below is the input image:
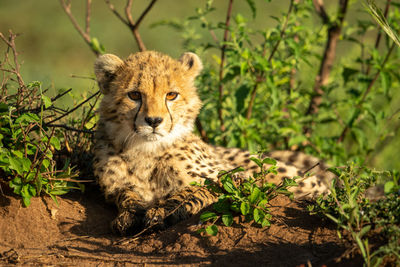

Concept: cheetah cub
[[93, 51, 333, 235]]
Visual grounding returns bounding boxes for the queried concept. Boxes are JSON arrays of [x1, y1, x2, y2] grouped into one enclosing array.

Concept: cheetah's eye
[[166, 92, 178, 101], [127, 91, 141, 101]]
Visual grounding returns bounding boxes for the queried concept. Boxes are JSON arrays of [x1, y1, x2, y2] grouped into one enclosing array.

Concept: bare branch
[[85, 0, 92, 35], [134, 0, 157, 30], [104, 0, 129, 26], [312, 0, 329, 24], [105, 0, 158, 51], [0, 31, 25, 109], [59, 0, 99, 55], [47, 91, 100, 125], [45, 124, 94, 134]]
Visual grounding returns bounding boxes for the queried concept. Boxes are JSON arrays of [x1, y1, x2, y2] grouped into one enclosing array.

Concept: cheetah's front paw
[[111, 210, 141, 235], [143, 207, 167, 229]]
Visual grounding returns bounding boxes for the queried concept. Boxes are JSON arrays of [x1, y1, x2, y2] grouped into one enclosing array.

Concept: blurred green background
[[0, 1, 289, 90], [0, 0, 398, 170]]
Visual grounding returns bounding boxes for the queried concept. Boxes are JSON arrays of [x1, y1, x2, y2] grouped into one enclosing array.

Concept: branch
[[246, 0, 294, 120], [105, 0, 158, 52], [45, 124, 94, 134], [59, 0, 99, 55], [217, 0, 234, 133], [312, 0, 329, 24], [0, 31, 25, 105], [46, 91, 100, 125], [337, 42, 396, 143], [306, 0, 349, 116], [85, 0, 92, 35]]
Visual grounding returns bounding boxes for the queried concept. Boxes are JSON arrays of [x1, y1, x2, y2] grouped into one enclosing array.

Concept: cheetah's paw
[[111, 210, 140, 236], [143, 207, 167, 229]]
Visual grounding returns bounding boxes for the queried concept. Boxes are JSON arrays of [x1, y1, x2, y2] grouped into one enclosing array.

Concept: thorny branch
[[307, 0, 349, 116], [105, 0, 158, 51]]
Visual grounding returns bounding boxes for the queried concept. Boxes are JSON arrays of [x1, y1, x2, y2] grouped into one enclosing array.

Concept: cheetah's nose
[[145, 116, 163, 128]]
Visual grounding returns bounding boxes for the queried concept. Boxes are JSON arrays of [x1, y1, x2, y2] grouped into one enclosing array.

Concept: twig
[[85, 0, 92, 35], [337, 42, 396, 143], [0, 31, 25, 109], [59, 0, 98, 55], [217, 0, 234, 134], [46, 91, 100, 125], [306, 0, 349, 116], [45, 124, 94, 134], [105, 0, 158, 51]]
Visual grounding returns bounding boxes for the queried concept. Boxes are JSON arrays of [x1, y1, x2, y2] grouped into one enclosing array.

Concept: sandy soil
[[0, 184, 362, 266]]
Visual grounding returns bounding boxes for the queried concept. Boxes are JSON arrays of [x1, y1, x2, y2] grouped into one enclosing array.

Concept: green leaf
[[49, 189, 69, 195], [384, 181, 394, 194], [342, 67, 359, 84], [240, 202, 251, 215], [22, 196, 31, 207], [257, 199, 268, 208], [41, 95, 52, 108], [359, 225, 371, 238], [250, 157, 262, 168], [253, 208, 265, 223], [262, 157, 277, 165], [213, 199, 230, 213], [222, 213, 233, 227], [205, 225, 218, 236], [261, 218, 271, 227], [222, 178, 237, 194], [50, 137, 61, 150], [90, 37, 106, 54], [8, 156, 24, 175], [15, 113, 40, 124], [245, 0, 256, 18], [21, 157, 32, 172], [355, 234, 367, 258], [249, 187, 261, 204], [199, 211, 218, 222]]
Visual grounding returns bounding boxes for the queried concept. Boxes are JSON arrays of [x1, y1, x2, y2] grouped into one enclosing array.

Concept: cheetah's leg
[[144, 186, 217, 229], [111, 190, 147, 235]]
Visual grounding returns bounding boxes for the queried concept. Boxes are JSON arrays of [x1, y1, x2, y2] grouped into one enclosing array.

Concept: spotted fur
[[93, 51, 334, 235]]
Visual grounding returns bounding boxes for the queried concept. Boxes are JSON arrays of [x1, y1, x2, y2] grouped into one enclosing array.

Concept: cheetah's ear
[[94, 54, 124, 94], [179, 52, 203, 79]]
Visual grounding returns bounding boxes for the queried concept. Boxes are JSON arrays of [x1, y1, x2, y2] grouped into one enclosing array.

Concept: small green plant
[[308, 165, 400, 266], [0, 31, 94, 206], [195, 157, 298, 236]]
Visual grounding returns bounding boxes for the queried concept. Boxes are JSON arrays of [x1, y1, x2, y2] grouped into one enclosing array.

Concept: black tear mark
[[187, 57, 194, 69]]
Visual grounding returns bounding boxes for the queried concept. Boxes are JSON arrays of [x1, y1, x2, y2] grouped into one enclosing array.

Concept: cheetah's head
[[94, 51, 203, 153]]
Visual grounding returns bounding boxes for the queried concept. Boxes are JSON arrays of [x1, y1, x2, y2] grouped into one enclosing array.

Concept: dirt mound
[[0, 185, 361, 266]]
